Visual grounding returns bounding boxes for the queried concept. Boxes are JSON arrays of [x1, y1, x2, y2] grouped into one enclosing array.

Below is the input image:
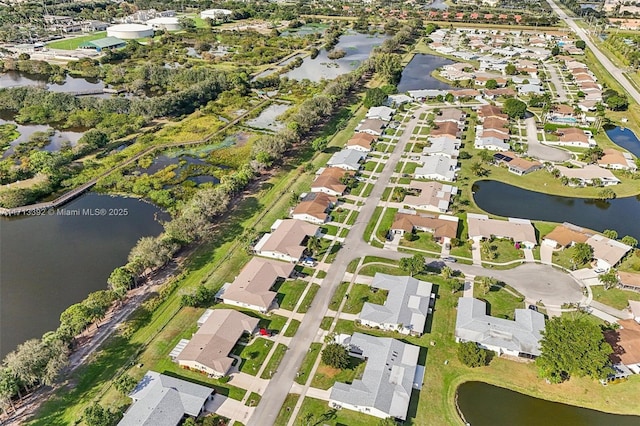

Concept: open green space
[[232, 338, 274, 376], [473, 282, 525, 320], [590, 286, 640, 311], [310, 356, 366, 390], [402, 232, 443, 253], [552, 246, 591, 270], [480, 238, 525, 263], [260, 343, 288, 380], [343, 284, 388, 314], [295, 343, 322, 385], [47, 32, 107, 50]]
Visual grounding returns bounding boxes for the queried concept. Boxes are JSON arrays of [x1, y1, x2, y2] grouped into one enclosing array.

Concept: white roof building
[[366, 106, 396, 122], [414, 156, 457, 182], [586, 234, 632, 271], [326, 149, 366, 171], [455, 297, 546, 357], [403, 180, 457, 213], [467, 213, 537, 248], [329, 333, 421, 420], [475, 136, 510, 151]]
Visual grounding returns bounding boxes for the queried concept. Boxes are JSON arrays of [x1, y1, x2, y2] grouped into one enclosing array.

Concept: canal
[[457, 381, 640, 426], [0, 193, 163, 358], [472, 180, 640, 240]]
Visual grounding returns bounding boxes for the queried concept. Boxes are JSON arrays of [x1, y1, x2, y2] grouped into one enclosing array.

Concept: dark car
[[528, 305, 538, 312]]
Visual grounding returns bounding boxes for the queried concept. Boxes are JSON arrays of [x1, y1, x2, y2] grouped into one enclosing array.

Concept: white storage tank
[[146, 17, 181, 31], [106, 24, 154, 40], [200, 9, 233, 20]]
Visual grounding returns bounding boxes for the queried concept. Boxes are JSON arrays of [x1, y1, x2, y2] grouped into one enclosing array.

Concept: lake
[[0, 193, 163, 358], [0, 70, 104, 93], [605, 126, 640, 158], [472, 180, 640, 240], [457, 381, 640, 426], [245, 103, 290, 131], [397, 54, 455, 92], [281, 32, 388, 82], [0, 114, 84, 158]]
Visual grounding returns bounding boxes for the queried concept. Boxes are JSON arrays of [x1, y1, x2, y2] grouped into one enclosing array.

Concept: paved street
[[524, 117, 571, 162], [546, 0, 640, 105]]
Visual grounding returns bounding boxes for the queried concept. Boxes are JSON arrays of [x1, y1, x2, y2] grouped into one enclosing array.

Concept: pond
[[397, 54, 455, 92], [0, 114, 84, 158], [605, 126, 640, 158], [0, 193, 164, 358], [457, 382, 640, 426], [427, 0, 449, 9], [0, 70, 104, 93], [281, 32, 388, 82], [472, 180, 640, 240], [245, 103, 291, 131]]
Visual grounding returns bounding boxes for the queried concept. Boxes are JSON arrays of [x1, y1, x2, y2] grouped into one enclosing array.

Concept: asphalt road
[[524, 116, 571, 162], [546, 0, 640, 105]]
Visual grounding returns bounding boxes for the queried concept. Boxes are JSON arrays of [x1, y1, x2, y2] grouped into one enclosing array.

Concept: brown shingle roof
[[619, 271, 640, 289], [311, 167, 352, 195], [543, 224, 590, 247], [222, 258, 294, 309], [431, 122, 460, 137], [347, 133, 377, 150], [292, 192, 336, 222], [605, 320, 640, 366], [391, 213, 458, 239]]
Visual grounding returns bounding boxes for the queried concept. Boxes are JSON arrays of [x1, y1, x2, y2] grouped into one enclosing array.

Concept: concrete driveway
[[524, 117, 571, 162], [205, 395, 254, 423]]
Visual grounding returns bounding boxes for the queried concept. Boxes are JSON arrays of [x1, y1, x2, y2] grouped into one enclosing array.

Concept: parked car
[[528, 305, 538, 312], [302, 258, 316, 267], [594, 268, 606, 274], [442, 257, 457, 263]]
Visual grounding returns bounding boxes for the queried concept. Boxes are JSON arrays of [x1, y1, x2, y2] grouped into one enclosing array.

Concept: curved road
[[248, 105, 584, 426], [546, 0, 640, 104]]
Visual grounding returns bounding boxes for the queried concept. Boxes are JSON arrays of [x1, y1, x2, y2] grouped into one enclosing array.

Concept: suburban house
[[311, 167, 353, 196], [346, 133, 377, 152], [597, 149, 638, 171], [358, 273, 434, 336], [366, 106, 396, 122], [542, 223, 590, 248], [475, 135, 510, 151], [467, 213, 537, 248], [408, 89, 448, 100], [604, 320, 640, 374], [483, 87, 516, 99], [172, 309, 259, 378], [218, 258, 294, 313], [402, 180, 457, 212], [433, 108, 467, 126], [552, 128, 594, 148], [618, 271, 640, 292], [430, 121, 461, 139], [390, 212, 459, 243], [327, 149, 366, 171], [291, 192, 336, 224], [585, 234, 632, 271], [517, 83, 544, 95], [478, 104, 507, 121], [329, 333, 422, 421], [555, 165, 621, 186], [414, 156, 458, 182], [356, 118, 386, 136], [482, 117, 509, 135], [455, 297, 546, 358], [254, 219, 319, 263], [386, 94, 413, 106], [493, 152, 542, 175], [421, 137, 461, 158], [118, 371, 214, 426]]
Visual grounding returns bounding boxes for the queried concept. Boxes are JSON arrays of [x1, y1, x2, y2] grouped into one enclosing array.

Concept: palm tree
[[306, 236, 322, 257]]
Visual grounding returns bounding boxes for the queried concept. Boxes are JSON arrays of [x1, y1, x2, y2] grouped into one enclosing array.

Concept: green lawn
[[297, 284, 320, 314], [331, 207, 352, 224], [260, 343, 288, 380], [320, 224, 339, 236], [47, 32, 107, 50], [274, 393, 300, 426], [375, 207, 399, 241], [590, 286, 640, 310], [294, 396, 382, 426], [320, 316, 334, 330], [552, 246, 591, 270], [473, 283, 525, 320], [329, 282, 349, 311], [480, 238, 525, 263], [232, 338, 274, 376], [276, 280, 308, 311], [358, 263, 406, 277], [244, 392, 261, 407], [295, 343, 322, 385], [343, 284, 388, 314], [283, 319, 301, 338], [618, 252, 640, 273], [402, 232, 442, 253], [363, 206, 383, 242], [311, 356, 366, 390]]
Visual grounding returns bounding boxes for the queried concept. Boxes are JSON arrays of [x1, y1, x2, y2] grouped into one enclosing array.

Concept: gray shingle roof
[[329, 333, 419, 420], [455, 297, 545, 356], [119, 371, 213, 426], [327, 149, 365, 170], [359, 273, 432, 334]]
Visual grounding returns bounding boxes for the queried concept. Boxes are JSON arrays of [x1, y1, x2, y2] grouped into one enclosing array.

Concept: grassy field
[[283, 319, 300, 338], [294, 343, 322, 385], [260, 343, 288, 380], [402, 232, 443, 253], [328, 282, 349, 311], [276, 280, 308, 311], [473, 283, 525, 320], [297, 284, 320, 314], [294, 396, 382, 426], [232, 338, 274, 376], [480, 238, 525, 263], [47, 32, 107, 50], [311, 356, 366, 390], [590, 286, 640, 310], [343, 284, 388, 314]]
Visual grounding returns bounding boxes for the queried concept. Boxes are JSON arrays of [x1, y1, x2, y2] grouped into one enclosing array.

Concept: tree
[[364, 87, 387, 107], [108, 266, 134, 298], [311, 137, 328, 152], [457, 342, 489, 367], [536, 316, 613, 383], [441, 265, 453, 280], [504, 63, 517, 75], [83, 403, 119, 426], [503, 98, 527, 119], [603, 229, 618, 240], [598, 188, 616, 200], [576, 40, 586, 49], [476, 276, 494, 295], [571, 242, 594, 266], [470, 161, 488, 176], [114, 374, 138, 395], [485, 79, 498, 89], [622, 236, 638, 247], [606, 94, 629, 111], [378, 417, 398, 426], [306, 236, 322, 256], [321, 343, 350, 369], [599, 269, 619, 290], [399, 254, 425, 276], [551, 45, 561, 56]]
